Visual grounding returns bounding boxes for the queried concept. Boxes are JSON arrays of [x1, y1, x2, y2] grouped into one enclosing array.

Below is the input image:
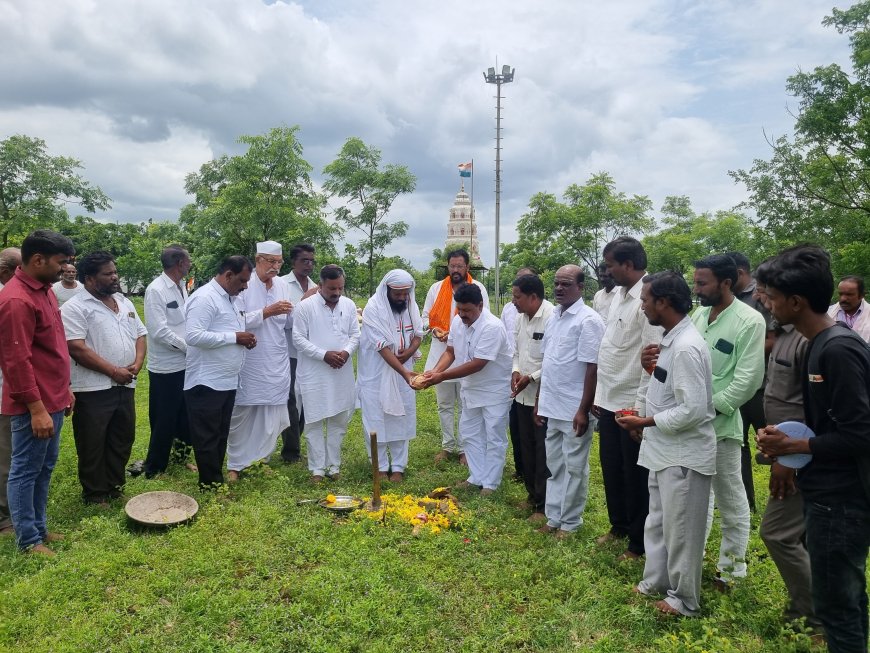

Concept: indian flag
[[458, 161, 472, 177]]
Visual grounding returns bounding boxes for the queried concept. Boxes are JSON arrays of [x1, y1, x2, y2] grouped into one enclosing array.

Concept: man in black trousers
[[183, 256, 257, 488]]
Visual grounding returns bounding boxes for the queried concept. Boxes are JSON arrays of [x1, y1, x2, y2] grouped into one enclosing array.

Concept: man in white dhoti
[[293, 265, 360, 482], [225, 241, 293, 481], [423, 283, 513, 496], [358, 270, 424, 482]]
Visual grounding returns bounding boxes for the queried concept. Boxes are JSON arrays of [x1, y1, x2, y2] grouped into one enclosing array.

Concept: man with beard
[[51, 262, 84, 306], [616, 272, 716, 617], [225, 241, 293, 481], [502, 267, 534, 483], [423, 249, 489, 465], [62, 251, 147, 504], [691, 254, 765, 588], [423, 283, 513, 495], [592, 262, 617, 324], [534, 265, 605, 538], [293, 265, 360, 482], [827, 275, 870, 342], [0, 232, 74, 555], [358, 269, 423, 481]]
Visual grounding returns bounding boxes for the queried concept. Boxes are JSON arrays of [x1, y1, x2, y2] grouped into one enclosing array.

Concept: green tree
[[643, 196, 773, 275], [730, 1, 870, 279], [180, 126, 337, 275], [0, 134, 110, 246], [501, 172, 654, 293], [323, 137, 416, 295]]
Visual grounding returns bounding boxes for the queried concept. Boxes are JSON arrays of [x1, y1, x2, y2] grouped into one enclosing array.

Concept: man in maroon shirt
[[0, 229, 76, 556]]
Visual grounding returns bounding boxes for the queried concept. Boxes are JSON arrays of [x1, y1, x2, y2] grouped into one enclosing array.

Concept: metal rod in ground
[[370, 431, 382, 509]]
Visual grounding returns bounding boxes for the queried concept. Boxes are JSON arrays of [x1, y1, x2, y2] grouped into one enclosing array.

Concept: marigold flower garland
[[354, 488, 464, 535]]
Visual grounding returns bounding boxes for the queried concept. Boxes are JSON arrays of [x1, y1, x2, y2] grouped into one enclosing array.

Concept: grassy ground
[[0, 311, 823, 652]]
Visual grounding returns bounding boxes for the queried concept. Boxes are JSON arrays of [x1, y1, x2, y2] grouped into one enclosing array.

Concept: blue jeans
[[7, 411, 63, 550], [805, 499, 870, 652]]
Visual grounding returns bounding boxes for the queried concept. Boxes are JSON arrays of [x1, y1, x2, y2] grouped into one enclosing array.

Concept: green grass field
[[0, 308, 822, 652]]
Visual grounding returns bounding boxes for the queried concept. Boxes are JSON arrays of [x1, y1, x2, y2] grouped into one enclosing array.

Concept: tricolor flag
[[458, 161, 472, 177]]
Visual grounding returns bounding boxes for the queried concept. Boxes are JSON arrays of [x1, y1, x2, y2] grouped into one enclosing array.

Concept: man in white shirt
[[422, 249, 489, 465], [226, 241, 293, 480], [592, 262, 616, 323], [293, 265, 360, 482], [511, 273, 554, 521], [142, 245, 194, 478], [184, 256, 257, 488], [502, 267, 533, 483], [616, 271, 716, 617], [827, 274, 870, 341], [51, 262, 84, 306], [593, 237, 662, 561], [423, 283, 513, 495], [358, 269, 423, 481], [279, 244, 317, 463], [0, 247, 21, 536], [535, 265, 605, 539], [62, 251, 148, 504]]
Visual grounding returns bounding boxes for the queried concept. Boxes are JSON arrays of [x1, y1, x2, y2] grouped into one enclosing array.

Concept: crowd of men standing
[[0, 229, 869, 651]]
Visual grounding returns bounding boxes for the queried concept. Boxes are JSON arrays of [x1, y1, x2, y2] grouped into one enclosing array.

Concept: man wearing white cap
[[358, 270, 424, 481], [225, 241, 293, 480]]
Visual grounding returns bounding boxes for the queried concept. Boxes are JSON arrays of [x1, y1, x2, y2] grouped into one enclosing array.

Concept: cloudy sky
[[0, 0, 852, 267]]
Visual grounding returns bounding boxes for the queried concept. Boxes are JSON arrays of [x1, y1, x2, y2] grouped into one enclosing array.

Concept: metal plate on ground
[[318, 495, 364, 513], [125, 491, 199, 527]]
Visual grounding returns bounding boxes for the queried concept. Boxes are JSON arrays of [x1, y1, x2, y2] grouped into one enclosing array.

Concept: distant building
[[445, 182, 482, 264]]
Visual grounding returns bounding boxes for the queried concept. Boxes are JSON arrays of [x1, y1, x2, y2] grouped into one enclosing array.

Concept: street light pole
[[483, 64, 515, 308]]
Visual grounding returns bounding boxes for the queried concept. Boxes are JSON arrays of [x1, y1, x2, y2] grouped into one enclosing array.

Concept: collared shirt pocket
[[166, 301, 185, 326], [710, 338, 734, 376]]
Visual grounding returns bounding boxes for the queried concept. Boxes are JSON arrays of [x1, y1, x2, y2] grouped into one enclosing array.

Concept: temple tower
[[445, 182, 482, 263]]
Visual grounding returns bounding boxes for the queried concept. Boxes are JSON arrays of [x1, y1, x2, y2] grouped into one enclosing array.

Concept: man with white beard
[[225, 241, 293, 481], [358, 269, 423, 482]]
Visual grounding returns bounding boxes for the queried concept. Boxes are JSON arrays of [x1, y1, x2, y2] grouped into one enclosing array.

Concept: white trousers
[[705, 437, 751, 579], [435, 382, 463, 452], [459, 401, 510, 489], [639, 466, 712, 616], [305, 409, 353, 476], [544, 418, 593, 532], [364, 438, 410, 473]]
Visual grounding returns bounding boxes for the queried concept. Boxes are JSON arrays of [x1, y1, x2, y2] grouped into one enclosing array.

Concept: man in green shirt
[[691, 254, 766, 588]]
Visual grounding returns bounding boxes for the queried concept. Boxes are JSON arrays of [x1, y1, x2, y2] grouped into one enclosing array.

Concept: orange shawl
[[428, 273, 474, 332]]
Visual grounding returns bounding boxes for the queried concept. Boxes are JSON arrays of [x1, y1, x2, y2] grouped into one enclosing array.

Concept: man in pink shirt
[[0, 230, 76, 556]]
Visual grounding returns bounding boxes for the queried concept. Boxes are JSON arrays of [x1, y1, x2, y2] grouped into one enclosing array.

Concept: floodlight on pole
[[483, 63, 515, 307]]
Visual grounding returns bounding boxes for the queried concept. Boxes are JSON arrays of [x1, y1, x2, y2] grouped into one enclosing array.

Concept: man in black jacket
[[758, 245, 870, 653]]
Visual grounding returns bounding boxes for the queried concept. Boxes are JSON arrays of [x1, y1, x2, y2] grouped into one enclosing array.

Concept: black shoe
[[126, 460, 145, 477], [282, 456, 301, 464]]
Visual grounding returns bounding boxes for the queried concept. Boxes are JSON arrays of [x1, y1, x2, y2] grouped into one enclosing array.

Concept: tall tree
[[180, 126, 337, 274], [0, 134, 110, 246], [643, 196, 773, 275], [323, 137, 416, 295], [501, 172, 654, 292], [730, 1, 870, 279]]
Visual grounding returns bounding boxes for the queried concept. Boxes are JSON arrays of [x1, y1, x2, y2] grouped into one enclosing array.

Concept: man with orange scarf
[[423, 249, 489, 464]]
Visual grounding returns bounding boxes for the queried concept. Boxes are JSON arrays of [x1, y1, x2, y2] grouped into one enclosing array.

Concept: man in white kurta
[[226, 241, 293, 477], [358, 270, 423, 481], [422, 249, 489, 464], [424, 283, 513, 494], [293, 265, 360, 481], [536, 265, 605, 538]]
